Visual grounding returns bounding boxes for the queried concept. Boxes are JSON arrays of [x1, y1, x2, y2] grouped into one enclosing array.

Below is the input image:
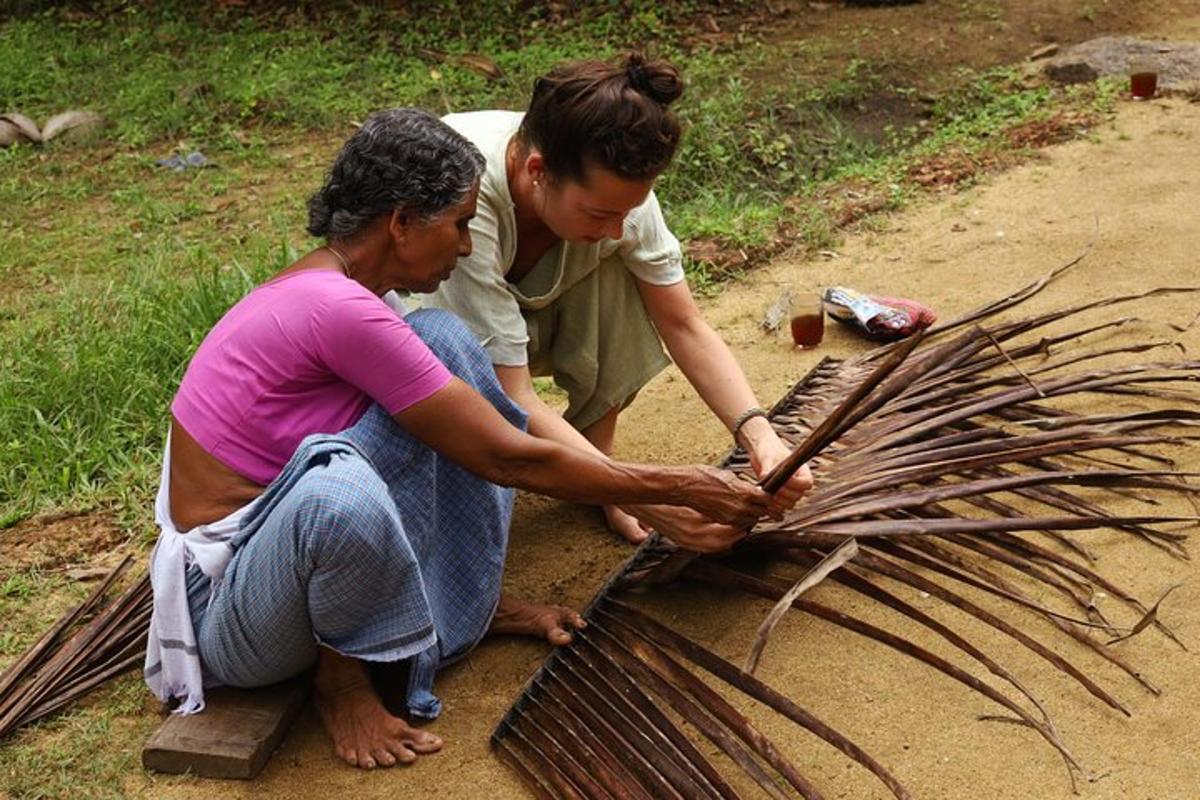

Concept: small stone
[[1029, 43, 1060, 61], [41, 110, 108, 143]]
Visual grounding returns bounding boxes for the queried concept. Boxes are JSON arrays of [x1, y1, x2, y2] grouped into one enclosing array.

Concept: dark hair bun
[[623, 52, 683, 106], [518, 54, 684, 181]]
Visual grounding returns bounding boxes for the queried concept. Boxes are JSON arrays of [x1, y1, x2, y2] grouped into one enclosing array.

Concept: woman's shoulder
[[442, 110, 522, 140], [250, 269, 384, 321], [441, 110, 522, 168]]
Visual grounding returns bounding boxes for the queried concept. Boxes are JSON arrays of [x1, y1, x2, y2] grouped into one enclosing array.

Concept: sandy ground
[[138, 96, 1200, 800]]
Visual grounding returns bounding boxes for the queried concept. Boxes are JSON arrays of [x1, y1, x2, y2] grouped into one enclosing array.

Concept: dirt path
[[139, 94, 1200, 800]]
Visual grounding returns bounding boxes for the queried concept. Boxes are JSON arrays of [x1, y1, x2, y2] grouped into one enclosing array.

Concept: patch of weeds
[[0, 569, 80, 665], [1, 570, 38, 600], [0, 251, 283, 519], [531, 377, 569, 409]]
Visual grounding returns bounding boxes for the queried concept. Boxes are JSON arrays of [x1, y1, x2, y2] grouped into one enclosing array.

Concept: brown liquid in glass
[[1131, 72, 1157, 100], [790, 313, 824, 348]]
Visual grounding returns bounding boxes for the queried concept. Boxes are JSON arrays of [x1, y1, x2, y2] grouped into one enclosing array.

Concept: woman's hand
[[622, 504, 750, 554], [748, 433, 814, 511], [680, 465, 779, 527]]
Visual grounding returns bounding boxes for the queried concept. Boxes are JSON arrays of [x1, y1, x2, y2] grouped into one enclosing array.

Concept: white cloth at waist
[[143, 433, 255, 715]]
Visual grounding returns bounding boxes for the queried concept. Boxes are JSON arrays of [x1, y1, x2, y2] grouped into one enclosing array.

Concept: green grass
[[0, 675, 161, 800]]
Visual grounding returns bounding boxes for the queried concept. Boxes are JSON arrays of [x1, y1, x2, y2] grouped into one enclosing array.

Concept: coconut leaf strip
[[745, 538, 859, 674], [893, 333, 1177, 412], [794, 468, 1194, 528], [494, 738, 560, 800], [1105, 584, 1184, 646], [584, 625, 807, 800], [550, 658, 700, 798], [571, 635, 746, 800], [843, 547, 1129, 714], [821, 427, 1176, 488], [933, 533, 1110, 624], [19, 651, 147, 731], [958, 467, 1188, 557], [897, 321, 1162, 403], [758, 331, 927, 495], [516, 706, 620, 799], [535, 676, 686, 800], [499, 721, 587, 800], [527, 690, 654, 800], [0, 566, 142, 736], [781, 549, 1057, 724], [872, 539, 1159, 694], [796, 513, 1198, 539], [0, 557, 131, 715], [684, 562, 1086, 777], [563, 645, 728, 799], [600, 602, 914, 800], [858, 367, 1200, 455], [979, 531, 1187, 648]]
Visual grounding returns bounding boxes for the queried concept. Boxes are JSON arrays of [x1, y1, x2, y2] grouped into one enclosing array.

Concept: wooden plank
[[142, 673, 311, 779]]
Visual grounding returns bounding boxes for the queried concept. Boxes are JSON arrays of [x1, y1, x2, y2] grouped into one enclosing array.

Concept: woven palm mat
[[490, 272, 1200, 799]]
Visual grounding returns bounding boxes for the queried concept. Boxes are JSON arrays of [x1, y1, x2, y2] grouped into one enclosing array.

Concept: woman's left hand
[[749, 435, 814, 511]]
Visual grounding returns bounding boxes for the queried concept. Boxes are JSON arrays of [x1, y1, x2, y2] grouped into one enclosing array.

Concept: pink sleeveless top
[[171, 269, 452, 485]]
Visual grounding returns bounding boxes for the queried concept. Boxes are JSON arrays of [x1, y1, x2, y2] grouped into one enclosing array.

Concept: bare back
[[168, 416, 263, 531]]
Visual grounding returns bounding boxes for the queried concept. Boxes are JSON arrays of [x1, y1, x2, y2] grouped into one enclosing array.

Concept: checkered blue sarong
[[187, 309, 527, 719]]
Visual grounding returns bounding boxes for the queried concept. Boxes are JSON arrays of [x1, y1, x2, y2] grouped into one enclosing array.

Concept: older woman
[[419, 54, 813, 544], [146, 109, 775, 771]]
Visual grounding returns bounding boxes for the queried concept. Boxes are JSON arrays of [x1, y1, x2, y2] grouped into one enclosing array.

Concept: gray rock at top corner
[[1043, 36, 1200, 90]]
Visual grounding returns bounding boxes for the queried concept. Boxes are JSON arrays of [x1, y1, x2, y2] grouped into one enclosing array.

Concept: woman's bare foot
[[489, 594, 586, 645], [604, 503, 650, 545], [315, 649, 442, 770]]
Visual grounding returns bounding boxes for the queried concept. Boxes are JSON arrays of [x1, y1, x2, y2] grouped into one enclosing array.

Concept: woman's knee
[[405, 308, 486, 368], [291, 456, 405, 562]]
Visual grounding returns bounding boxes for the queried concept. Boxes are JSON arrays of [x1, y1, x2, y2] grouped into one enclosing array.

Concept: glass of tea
[[790, 292, 825, 349], [1130, 57, 1158, 100]]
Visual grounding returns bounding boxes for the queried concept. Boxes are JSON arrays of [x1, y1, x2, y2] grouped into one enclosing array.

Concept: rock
[[0, 112, 42, 144], [41, 110, 108, 143], [0, 120, 20, 147], [1044, 61, 1099, 85], [1043, 36, 1200, 90]]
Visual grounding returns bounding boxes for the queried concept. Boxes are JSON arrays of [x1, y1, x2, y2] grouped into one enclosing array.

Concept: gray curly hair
[[307, 108, 485, 239]]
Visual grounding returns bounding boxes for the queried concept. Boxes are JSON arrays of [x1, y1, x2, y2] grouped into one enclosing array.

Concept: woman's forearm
[[664, 316, 763, 430], [513, 380, 611, 460], [394, 378, 766, 521], [492, 436, 689, 505]]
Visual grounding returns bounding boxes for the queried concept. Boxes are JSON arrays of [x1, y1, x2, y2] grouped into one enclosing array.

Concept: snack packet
[[823, 286, 937, 340]]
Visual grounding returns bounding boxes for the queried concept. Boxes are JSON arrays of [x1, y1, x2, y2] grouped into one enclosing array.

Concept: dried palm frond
[[494, 259, 1199, 798], [0, 561, 150, 739]]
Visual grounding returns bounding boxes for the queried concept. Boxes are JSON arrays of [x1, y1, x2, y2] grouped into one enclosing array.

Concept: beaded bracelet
[[731, 406, 770, 447]]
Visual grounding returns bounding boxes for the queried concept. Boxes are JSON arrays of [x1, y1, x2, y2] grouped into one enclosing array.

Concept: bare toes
[[372, 748, 397, 767], [405, 731, 442, 753], [389, 740, 418, 763]]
